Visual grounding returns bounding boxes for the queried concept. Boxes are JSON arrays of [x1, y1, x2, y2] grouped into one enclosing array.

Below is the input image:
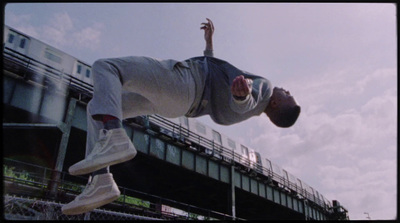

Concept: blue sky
[[4, 3, 397, 220]]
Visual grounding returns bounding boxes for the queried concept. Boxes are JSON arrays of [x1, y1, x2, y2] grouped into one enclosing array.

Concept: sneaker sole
[[62, 191, 120, 215], [69, 143, 137, 176]]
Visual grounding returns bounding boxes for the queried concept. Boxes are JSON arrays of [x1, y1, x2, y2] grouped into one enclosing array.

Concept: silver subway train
[[3, 24, 332, 211], [3, 25, 93, 95]]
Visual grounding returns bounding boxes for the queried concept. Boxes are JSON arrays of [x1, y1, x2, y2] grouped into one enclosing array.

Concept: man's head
[[265, 87, 301, 128]]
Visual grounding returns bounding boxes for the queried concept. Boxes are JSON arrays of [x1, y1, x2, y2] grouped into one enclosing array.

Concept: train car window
[[85, 69, 91, 78], [44, 50, 62, 64], [212, 130, 221, 144], [241, 145, 249, 156], [272, 162, 283, 176], [227, 138, 236, 150], [77, 64, 82, 74], [19, 39, 26, 48], [195, 122, 206, 135], [8, 34, 15, 44], [255, 153, 262, 163]]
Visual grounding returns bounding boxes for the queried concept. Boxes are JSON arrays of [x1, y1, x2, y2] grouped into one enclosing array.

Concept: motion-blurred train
[[3, 24, 332, 210], [3, 25, 93, 97]]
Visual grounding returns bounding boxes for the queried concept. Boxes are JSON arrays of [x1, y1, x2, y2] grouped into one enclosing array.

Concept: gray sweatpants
[[85, 56, 200, 157]]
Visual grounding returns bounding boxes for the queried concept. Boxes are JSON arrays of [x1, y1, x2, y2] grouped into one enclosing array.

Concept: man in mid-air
[[62, 18, 300, 215]]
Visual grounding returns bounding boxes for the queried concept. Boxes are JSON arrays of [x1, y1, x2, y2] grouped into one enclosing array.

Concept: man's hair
[[270, 105, 301, 128]]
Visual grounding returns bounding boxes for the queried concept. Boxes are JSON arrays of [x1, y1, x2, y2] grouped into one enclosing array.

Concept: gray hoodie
[[185, 55, 273, 126]]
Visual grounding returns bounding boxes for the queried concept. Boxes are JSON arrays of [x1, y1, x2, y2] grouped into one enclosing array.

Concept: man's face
[[272, 87, 297, 107]]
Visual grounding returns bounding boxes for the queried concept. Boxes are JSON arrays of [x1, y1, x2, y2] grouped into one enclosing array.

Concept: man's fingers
[[232, 76, 250, 97], [201, 24, 211, 29], [201, 19, 214, 31], [206, 18, 214, 30], [239, 79, 248, 96]]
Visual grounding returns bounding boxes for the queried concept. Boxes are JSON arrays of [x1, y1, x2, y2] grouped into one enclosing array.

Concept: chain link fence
[[3, 158, 238, 220], [3, 194, 164, 220]]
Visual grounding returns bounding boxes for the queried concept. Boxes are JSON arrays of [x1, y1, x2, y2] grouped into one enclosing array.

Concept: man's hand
[[231, 75, 252, 99], [201, 18, 214, 51]]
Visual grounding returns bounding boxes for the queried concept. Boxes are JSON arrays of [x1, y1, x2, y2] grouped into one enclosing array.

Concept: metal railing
[[147, 115, 331, 211]]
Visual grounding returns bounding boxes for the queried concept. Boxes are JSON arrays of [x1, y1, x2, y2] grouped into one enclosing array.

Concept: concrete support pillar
[[304, 199, 308, 220], [48, 97, 77, 198]]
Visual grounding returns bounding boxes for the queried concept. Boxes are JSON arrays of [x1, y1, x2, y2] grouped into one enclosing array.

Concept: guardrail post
[[47, 97, 77, 199], [231, 165, 236, 220]]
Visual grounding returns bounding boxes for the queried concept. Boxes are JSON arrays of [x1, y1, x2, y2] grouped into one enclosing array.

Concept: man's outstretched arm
[[201, 18, 214, 57]]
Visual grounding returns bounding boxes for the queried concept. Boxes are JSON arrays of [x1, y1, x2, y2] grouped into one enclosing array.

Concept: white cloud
[[355, 69, 396, 95], [42, 12, 103, 51], [5, 11, 40, 38], [6, 11, 103, 52], [50, 12, 74, 32], [72, 23, 104, 50], [42, 25, 67, 46], [5, 11, 31, 26], [319, 158, 396, 220], [249, 65, 397, 220]]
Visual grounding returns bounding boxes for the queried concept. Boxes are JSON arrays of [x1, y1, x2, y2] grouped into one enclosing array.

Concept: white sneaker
[[69, 128, 137, 176], [62, 173, 120, 215]]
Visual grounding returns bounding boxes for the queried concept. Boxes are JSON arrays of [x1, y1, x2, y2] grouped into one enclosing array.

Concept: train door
[[223, 137, 236, 163], [249, 150, 255, 166], [193, 120, 207, 137], [16, 35, 29, 55], [287, 172, 301, 194], [271, 162, 285, 187], [282, 169, 290, 190], [5, 29, 30, 55], [249, 151, 263, 173], [212, 130, 222, 159], [255, 152, 263, 173], [4, 29, 16, 49], [297, 179, 303, 195], [178, 116, 189, 139], [72, 61, 94, 91], [226, 138, 237, 154], [240, 145, 249, 166], [302, 182, 314, 201], [191, 120, 211, 155], [264, 158, 273, 178], [83, 67, 92, 85], [73, 61, 85, 81]]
